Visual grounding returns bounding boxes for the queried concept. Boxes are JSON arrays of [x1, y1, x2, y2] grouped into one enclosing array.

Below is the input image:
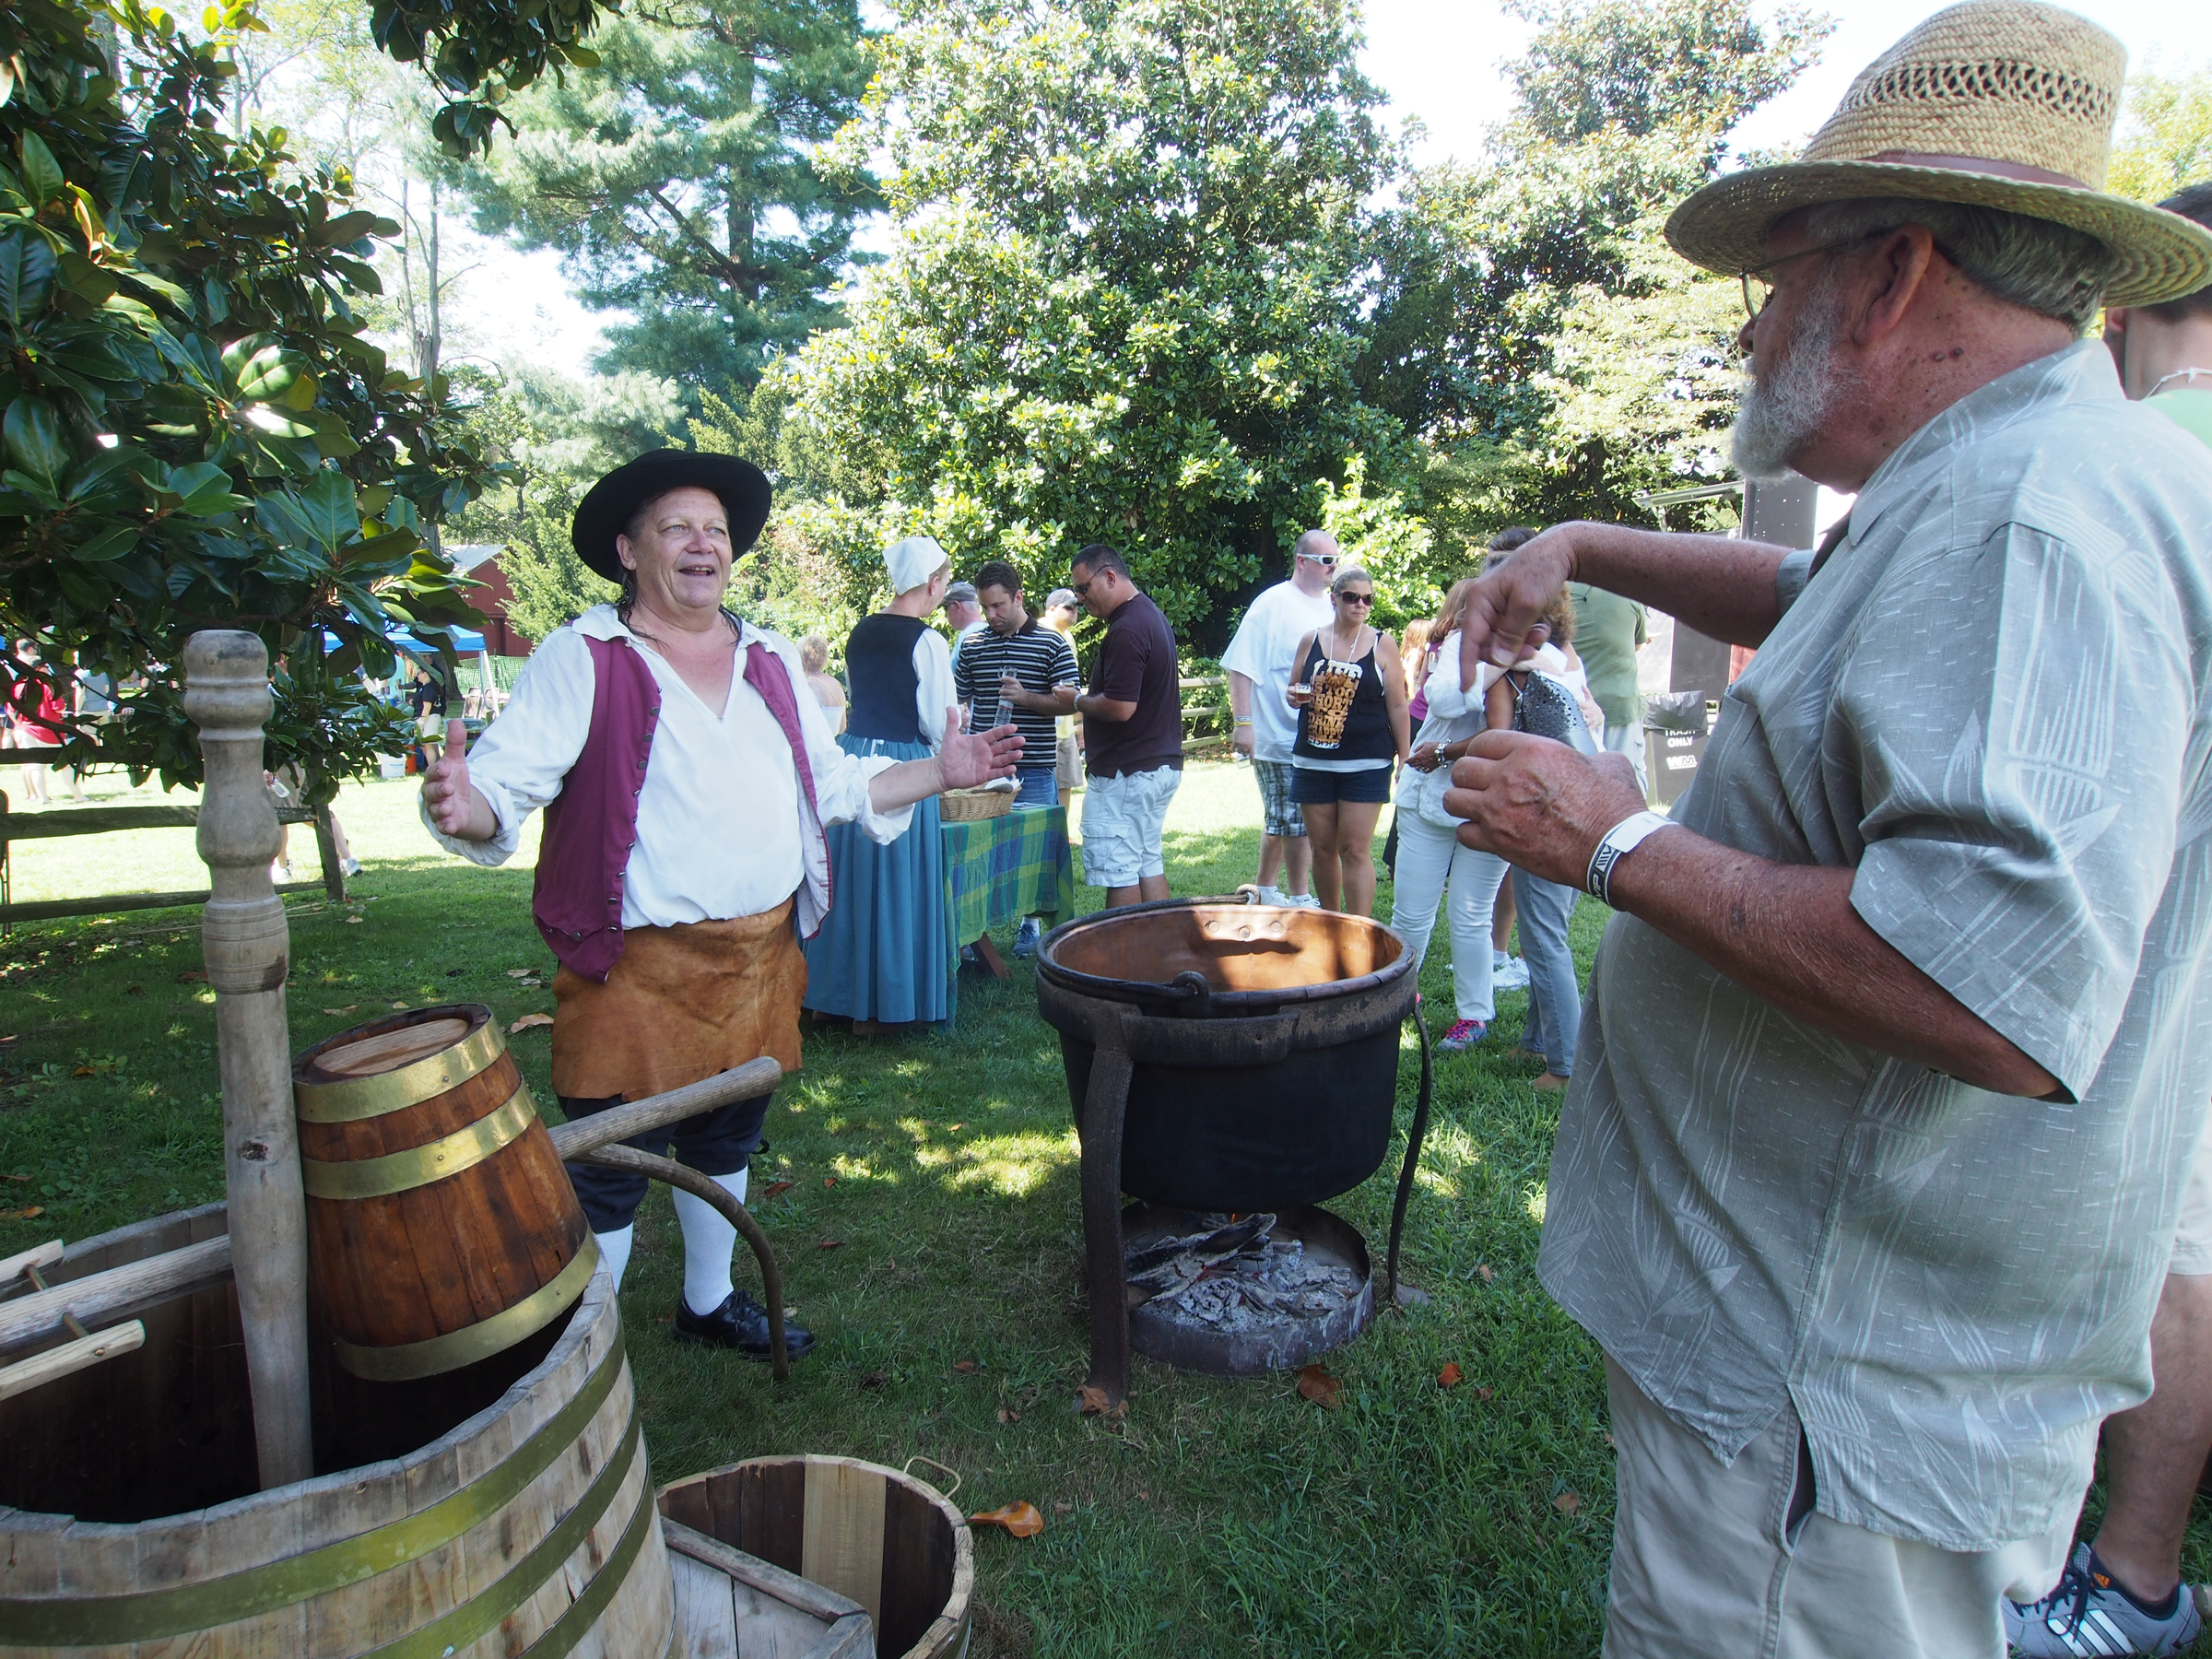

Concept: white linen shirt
[[1221, 580, 1335, 760], [423, 606, 913, 928]]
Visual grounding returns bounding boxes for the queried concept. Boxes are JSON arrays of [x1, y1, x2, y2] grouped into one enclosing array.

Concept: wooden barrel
[[658, 1456, 973, 1659], [293, 1004, 590, 1382], [0, 1211, 674, 1659]]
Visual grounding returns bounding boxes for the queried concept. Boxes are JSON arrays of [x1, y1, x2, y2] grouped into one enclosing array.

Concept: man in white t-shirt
[[1222, 530, 1338, 906]]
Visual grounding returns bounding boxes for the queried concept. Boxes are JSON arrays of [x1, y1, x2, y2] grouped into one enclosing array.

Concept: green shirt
[[1566, 582, 1647, 729], [2148, 385, 2212, 449]]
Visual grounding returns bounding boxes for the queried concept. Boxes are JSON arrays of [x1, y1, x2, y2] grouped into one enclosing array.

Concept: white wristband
[[1585, 810, 1673, 906]]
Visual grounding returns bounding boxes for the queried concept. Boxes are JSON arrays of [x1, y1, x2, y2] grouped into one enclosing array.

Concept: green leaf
[[18, 131, 62, 207], [229, 340, 301, 401], [70, 524, 139, 562], [316, 210, 378, 247], [280, 370, 318, 410], [0, 227, 55, 324], [3, 395, 69, 495]]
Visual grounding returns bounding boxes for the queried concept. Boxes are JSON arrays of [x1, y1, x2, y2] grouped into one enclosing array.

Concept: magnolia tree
[[0, 0, 506, 795]]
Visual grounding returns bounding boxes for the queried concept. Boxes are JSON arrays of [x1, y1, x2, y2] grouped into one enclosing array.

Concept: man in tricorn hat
[[420, 452, 1020, 1360], [1441, 5, 2212, 1653]]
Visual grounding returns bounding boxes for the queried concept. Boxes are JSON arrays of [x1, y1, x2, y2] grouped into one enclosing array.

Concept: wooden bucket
[[658, 1457, 973, 1659], [293, 1003, 590, 1382], [0, 1209, 674, 1658]]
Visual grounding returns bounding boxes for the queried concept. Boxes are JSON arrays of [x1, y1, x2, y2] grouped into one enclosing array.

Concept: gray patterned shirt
[[1538, 341, 2212, 1551]]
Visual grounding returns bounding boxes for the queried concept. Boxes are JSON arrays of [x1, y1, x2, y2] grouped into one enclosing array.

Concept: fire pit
[[1036, 896, 1432, 1402], [1124, 1205, 1374, 1376]]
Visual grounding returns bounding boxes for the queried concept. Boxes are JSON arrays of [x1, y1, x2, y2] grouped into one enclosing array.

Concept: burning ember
[[1124, 1212, 1364, 1332]]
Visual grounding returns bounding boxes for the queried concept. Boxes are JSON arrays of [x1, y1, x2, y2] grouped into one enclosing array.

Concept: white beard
[[1729, 276, 1855, 482]]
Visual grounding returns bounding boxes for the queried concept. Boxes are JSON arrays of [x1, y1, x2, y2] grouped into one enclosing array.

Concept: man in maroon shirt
[[1067, 543, 1183, 908]]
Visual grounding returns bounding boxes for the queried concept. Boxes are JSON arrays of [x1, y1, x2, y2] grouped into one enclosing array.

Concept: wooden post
[[183, 630, 313, 1488]]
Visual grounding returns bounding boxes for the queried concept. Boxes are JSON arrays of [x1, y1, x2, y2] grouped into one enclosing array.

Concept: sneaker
[[1492, 955, 1531, 991], [2006, 1545, 2203, 1657], [340, 856, 363, 877], [1013, 917, 1041, 959], [1285, 891, 1322, 909], [1255, 885, 1286, 906], [1435, 1018, 1488, 1052]]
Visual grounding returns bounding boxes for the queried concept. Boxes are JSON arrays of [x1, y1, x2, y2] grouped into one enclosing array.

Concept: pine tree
[[458, 0, 879, 394]]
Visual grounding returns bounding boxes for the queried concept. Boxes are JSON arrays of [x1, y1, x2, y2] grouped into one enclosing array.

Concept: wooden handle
[[0, 1235, 231, 1357], [0, 1239, 65, 1288], [545, 1058, 782, 1159], [0, 1319, 147, 1403]]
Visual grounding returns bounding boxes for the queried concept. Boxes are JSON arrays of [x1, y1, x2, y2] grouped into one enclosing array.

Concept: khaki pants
[[1602, 1356, 2074, 1659]]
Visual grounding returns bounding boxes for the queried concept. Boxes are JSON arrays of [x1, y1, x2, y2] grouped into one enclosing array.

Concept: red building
[[450, 545, 535, 658]]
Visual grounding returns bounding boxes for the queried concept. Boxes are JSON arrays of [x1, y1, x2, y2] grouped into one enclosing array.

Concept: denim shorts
[[1012, 767, 1058, 809], [1289, 763, 1394, 805], [1080, 764, 1182, 885]]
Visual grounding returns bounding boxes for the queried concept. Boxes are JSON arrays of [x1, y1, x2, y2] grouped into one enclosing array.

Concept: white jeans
[[1388, 810, 1508, 1024], [1606, 720, 1649, 796]]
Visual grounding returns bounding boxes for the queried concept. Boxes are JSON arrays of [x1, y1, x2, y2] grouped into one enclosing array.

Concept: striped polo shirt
[[952, 618, 1078, 769]]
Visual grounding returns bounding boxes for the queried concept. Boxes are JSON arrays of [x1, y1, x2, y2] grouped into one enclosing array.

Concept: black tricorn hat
[[571, 450, 773, 582]]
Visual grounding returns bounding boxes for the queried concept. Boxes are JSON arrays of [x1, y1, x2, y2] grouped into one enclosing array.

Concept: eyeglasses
[[1338, 592, 1374, 606], [1738, 231, 1956, 322], [1071, 577, 1094, 599]]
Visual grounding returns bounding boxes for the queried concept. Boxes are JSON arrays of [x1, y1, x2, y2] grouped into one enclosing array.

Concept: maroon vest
[[534, 631, 826, 982]]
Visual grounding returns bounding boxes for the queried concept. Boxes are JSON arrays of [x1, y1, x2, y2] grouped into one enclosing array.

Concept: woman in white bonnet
[[800, 535, 964, 1030]]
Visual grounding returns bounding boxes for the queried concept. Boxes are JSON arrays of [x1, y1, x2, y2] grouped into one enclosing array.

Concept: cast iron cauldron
[[1035, 898, 1416, 1213], [1035, 896, 1431, 1405]]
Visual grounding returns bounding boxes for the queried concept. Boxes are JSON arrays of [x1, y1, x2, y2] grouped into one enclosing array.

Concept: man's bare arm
[[1608, 832, 2062, 1099], [1444, 730, 2061, 1099], [1461, 521, 1795, 684]]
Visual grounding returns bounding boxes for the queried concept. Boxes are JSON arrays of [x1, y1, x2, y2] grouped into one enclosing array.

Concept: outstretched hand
[[421, 718, 494, 840], [1459, 526, 1575, 686], [939, 708, 1023, 789]]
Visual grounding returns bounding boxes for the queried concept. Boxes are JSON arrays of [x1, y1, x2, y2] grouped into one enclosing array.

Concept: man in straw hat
[[420, 452, 1020, 1362], [1440, 6, 2212, 1653]]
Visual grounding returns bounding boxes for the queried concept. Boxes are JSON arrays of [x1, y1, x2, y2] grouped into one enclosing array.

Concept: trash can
[[1641, 691, 1711, 808]]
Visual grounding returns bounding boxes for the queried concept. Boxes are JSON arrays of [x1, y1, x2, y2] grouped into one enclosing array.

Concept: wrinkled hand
[[1459, 526, 1576, 685], [1232, 724, 1255, 758], [1443, 730, 1647, 888], [939, 708, 1023, 788], [421, 719, 489, 839]]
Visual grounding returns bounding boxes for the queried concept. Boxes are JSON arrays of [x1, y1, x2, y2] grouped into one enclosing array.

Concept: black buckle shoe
[[673, 1289, 815, 1361]]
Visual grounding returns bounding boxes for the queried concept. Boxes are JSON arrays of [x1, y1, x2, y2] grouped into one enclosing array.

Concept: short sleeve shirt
[[1221, 581, 1336, 760], [1537, 342, 2212, 1552], [1084, 592, 1183, 776]]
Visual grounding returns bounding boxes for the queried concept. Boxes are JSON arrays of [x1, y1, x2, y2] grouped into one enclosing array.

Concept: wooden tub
[[0, 1206, 674, 1658]]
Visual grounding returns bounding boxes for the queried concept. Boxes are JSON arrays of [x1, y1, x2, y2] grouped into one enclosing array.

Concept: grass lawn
[[1, 759, 2202, 1654]]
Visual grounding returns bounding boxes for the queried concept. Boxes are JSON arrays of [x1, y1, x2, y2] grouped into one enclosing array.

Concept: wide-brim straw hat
[[571, 450, 772, 582], [1666, 1, 2212, 308]]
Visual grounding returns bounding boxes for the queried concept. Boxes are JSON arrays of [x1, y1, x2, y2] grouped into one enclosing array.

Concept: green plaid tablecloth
[[941, 805, 1076, 1010]]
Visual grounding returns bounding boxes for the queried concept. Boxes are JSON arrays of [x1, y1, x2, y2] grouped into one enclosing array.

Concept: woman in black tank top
[[1284, 566, 1411, 915]]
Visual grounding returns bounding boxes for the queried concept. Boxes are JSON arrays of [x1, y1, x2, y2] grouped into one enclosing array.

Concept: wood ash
[[1124, 1212, 1362, 1332]]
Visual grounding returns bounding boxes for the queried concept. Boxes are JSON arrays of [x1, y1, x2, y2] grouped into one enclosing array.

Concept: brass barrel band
[[333, 1234, 599, 1382], [0, 1337, 628, 1645], [359, 1403, 644, 1659], [300, 1083, 540, 1201], [295, 1017, 506, 1124]]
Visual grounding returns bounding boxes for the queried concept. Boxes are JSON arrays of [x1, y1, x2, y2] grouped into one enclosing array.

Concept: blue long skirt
[[801, 735, 949, 1024]]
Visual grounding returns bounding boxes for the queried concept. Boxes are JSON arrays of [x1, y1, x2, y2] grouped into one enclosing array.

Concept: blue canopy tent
[[322, 623, 494, 706]]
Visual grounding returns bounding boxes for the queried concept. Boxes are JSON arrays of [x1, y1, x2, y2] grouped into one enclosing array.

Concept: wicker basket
[[938, 787, 1014, 822]]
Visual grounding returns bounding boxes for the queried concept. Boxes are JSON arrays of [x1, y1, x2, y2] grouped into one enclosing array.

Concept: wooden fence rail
[[0, 796, 346, 926]]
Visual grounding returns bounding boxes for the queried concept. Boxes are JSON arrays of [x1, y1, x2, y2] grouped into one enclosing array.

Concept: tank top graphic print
[[1304, 656, 1363, 750]]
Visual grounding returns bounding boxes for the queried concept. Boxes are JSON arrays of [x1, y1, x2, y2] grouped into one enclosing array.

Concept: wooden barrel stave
[[294, 1006, 588, 1376], [0, 1265, 674, 1659]]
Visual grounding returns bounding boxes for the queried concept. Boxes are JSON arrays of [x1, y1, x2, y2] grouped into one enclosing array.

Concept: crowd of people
[[411, 7, 2212, 1655]]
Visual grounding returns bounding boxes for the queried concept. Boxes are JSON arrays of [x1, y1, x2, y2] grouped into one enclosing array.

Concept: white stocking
[[594, 1226, 635, 1290], [674, 1168, 750, 1317]]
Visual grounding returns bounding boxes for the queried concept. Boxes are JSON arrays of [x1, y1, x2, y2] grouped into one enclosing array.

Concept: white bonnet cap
[[883, 535, 949, 596]]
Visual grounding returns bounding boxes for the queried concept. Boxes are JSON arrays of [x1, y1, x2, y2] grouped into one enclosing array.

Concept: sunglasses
[[1303, 553, 1337, 566], [1338, 591, 1374, 606]]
